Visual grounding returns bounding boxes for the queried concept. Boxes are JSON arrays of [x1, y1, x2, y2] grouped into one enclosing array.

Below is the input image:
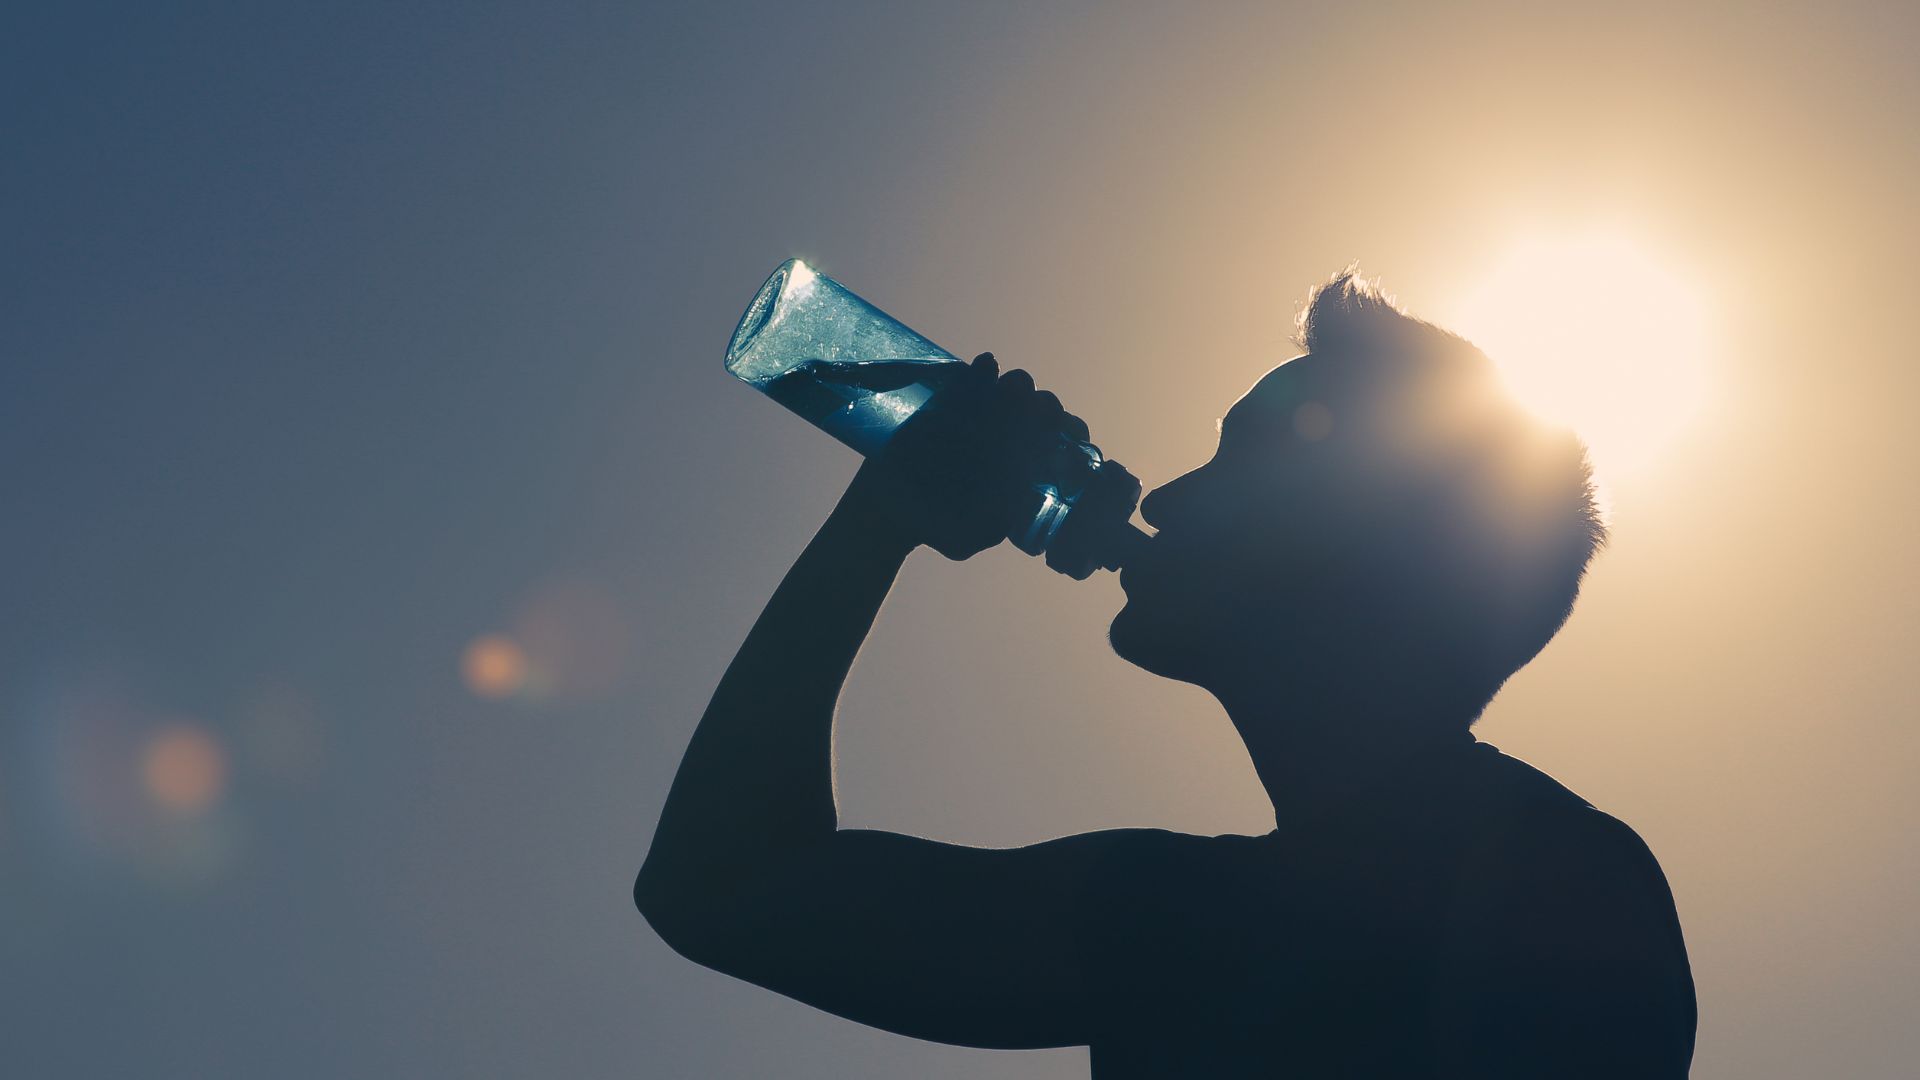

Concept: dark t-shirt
[[1078, 739, 1696, 1078]]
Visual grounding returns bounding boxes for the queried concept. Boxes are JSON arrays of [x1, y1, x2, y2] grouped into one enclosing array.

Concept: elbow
[[634, 857, 695, 950], [634, 854, 735, 966]]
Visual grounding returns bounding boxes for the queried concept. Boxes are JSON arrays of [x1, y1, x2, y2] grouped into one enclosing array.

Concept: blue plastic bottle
[[724, 259, 1144, 578]]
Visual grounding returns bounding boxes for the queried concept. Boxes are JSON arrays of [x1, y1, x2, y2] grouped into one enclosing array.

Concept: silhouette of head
[[1110, 271, 1607, 730]]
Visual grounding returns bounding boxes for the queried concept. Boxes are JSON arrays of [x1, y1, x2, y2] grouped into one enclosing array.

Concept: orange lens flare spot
[[462, 634, 528, 700], [1293, 400, 1335, 442], [143, 725, 227, 814]]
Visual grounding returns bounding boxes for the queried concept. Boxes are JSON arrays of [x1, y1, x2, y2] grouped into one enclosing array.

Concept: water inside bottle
[[726, 260, 967, 456], [723, 259, 1143, 577], [751, 357, 963, 457]]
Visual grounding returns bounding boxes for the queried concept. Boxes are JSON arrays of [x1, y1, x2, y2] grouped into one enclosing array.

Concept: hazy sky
[[4, 3, 1916, 1077]]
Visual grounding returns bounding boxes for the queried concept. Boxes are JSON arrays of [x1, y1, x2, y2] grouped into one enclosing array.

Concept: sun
[[1446, 231, 1713, 481]]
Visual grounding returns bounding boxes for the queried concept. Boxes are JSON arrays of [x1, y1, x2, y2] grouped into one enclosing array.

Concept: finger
[[1022, 390, 1066, 447], [993, 370, 1036, 432], [1029, 389, 1064, 422], [970, 352, 999, 380], [1021, 389, 1072, 452], [997, 368, 1035, 399], [1059, 410, 1091, 443]]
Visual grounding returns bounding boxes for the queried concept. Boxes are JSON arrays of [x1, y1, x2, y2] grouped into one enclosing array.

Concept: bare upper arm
[[640, 826, 1209, 1049]]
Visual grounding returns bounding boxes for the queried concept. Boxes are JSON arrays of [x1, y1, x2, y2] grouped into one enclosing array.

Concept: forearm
[[639, 482, 914, 911]]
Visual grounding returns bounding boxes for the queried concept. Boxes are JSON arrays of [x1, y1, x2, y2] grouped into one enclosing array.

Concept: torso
[[1082, 741, 1694, 1078]]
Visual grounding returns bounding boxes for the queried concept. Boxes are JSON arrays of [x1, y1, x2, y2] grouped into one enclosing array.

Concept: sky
[[3, 2, 1916, 1077]]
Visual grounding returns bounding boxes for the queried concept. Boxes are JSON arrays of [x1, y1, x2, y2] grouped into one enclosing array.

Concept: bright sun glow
[[1448, 232, 1713, 480]]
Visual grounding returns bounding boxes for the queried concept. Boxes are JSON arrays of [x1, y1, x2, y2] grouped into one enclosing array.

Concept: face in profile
[[1114, 275, 1606, 711], [1109, 353, 1471, 690]]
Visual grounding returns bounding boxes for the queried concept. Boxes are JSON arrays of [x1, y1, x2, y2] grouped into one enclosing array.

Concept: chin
[[1109, 600, 1208, 684]]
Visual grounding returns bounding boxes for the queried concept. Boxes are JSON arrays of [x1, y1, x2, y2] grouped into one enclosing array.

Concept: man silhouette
[[637, 272, 1697, 1077]]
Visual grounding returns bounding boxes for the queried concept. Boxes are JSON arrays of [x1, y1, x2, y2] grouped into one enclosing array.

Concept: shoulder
[[1438, 797, 1697, 1074], [1476, 756, 1675, 911], [1453, 746, 1669, 888], [1429, 751, 1697, 1073], [1446, 748, 1691, 976], [1453, 753, 1679, 934], [1506, 804, 1670, 891], [1446, 763, 1695, 1004]]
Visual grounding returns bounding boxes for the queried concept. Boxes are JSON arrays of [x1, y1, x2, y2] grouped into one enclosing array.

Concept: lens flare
[[462, 634, 529, 700], [512, 578, 635, 703], [143, 725, 227, 814], [1448, 231, 1713, 479], [1292, 400, 1335, 442]]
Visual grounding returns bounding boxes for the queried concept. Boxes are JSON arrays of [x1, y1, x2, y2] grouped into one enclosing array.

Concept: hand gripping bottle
[[724, 259, 1146, 578]]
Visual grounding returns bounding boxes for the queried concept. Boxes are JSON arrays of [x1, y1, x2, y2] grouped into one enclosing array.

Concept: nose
[[1139, 467, 1202, 532]]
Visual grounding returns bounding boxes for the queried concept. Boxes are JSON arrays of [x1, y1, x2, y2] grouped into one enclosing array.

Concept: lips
[[1118, 538, 1160, 594]]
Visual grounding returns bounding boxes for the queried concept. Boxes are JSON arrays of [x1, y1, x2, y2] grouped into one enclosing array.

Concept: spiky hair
[[1295, 267, 1610, 710]]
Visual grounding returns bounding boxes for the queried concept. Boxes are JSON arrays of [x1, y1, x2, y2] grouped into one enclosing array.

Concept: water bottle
[[724, 259, 1146, 578]]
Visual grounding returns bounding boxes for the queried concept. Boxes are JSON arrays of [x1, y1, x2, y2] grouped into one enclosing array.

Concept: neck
[[1212, 677, 1475, 828]]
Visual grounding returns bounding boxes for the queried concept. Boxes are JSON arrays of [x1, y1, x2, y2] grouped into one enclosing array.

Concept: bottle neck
[[1034, 457, 1142, 580]]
